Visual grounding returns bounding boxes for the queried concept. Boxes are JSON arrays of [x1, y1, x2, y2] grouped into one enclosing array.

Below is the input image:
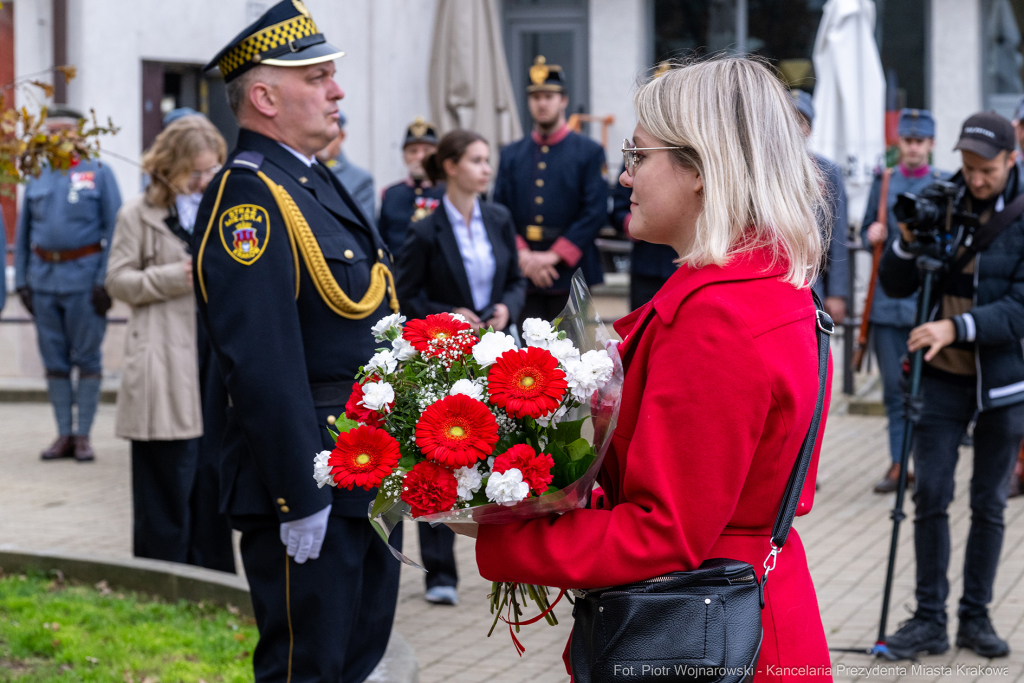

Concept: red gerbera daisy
[[328, 425, 402, 490], [415, 394, 499, 468], [492, 444, 555, 495], [344, 377, 392, 427], [487, 346, 568, 419], [401, 460, 458, 518], [403, 313, 478, 362]]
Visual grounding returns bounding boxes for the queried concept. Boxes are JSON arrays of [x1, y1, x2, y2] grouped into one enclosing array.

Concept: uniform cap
[[203, 0, 344, 83], [403, 117, 439, 148], [527, 56, 566, 94], [897, 109, 935, 139], [954, 112, 1015, 160], [790, 90, 814, 124]]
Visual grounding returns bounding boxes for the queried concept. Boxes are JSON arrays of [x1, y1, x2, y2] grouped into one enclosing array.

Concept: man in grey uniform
[[317, 111, 375, 228], [14, 107, 122, 462]]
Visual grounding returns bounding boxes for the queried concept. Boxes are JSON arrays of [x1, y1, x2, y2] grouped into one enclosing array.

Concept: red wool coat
[[476, 247, 833, 682]]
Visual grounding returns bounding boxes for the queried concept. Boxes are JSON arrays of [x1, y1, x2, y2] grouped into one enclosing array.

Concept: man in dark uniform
[[377, 118, 445, 255], [493, 56, 608, 323], [15, 107, 122, 463], [194, 2, 401, 680]]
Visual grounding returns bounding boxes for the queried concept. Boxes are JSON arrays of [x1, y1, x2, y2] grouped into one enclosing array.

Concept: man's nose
[[327, 79, 344, 101]]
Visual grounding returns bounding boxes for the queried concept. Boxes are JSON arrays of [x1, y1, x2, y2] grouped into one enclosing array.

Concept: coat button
[[535, 179, 544, 187], [280, 505, 290, 513], [378, 249, 384, 259], [535, 196, 543, 205], [299, 177, 308, 184], [598, 606, 603, 612], [277, 498, 286, 505], [344, 249, 354, 259], [541, 145, 550, 153], [705, 598, 711, 604], [327, 415, 336, 425], [538, 161, 547, 170], [535, 215, 543, 223], [415, 188, 423, 195]]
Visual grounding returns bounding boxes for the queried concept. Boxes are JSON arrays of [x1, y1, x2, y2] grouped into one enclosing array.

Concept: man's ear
[[249, 81, 278, 119], [1010, 149, 1019, 167]]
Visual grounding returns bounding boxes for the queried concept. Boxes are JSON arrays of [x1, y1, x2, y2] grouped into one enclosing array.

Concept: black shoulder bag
[[568, 293, 833, 683]]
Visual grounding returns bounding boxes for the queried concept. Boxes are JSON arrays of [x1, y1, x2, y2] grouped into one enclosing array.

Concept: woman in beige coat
[[106, 116, 227, 564]]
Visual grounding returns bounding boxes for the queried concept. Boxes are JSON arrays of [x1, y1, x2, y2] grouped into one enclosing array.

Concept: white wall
[[589, 0, 648, 173], [930, 0, 983, 172]]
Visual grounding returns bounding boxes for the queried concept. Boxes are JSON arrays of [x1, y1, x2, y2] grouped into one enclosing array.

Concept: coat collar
[[138, 199, 175, 236]]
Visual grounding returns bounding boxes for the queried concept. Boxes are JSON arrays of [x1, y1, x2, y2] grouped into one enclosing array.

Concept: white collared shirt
[[174, 192, 203, 234], [443, 194, 495, 311], [277, 141, 315, 167]]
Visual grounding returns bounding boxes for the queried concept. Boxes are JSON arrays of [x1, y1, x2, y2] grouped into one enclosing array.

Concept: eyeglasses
[[190, 164, 222, 182], [621, 139, 687, 177]]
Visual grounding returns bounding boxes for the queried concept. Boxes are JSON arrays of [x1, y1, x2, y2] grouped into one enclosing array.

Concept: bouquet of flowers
[[312, 273, 622, 642]]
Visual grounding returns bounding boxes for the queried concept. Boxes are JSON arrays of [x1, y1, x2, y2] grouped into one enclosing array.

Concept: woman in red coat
[[453, 58, 834, 682]]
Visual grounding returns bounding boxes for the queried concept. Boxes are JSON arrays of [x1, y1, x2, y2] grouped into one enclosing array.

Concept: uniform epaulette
[[230, 151, 264, 171]]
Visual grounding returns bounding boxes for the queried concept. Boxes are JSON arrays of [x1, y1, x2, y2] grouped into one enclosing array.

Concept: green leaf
[[551, 417, 586, 445], [398, 454, 418, 470], [545, 440, 570, 466], [369, 487, 396, 519], [335, 413, 360, 434], [567, 438, 592, 462]]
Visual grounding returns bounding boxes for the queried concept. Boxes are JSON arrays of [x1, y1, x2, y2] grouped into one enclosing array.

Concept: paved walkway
[[1, 402, 1023, 682]]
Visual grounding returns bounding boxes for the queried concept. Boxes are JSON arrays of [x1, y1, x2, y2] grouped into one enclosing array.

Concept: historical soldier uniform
[[493, 56, 608, 323], [861, 109, 948, 492], [14, 125, 122, 462], [196, 3, 401, 680], [377, 119, 445, 255]]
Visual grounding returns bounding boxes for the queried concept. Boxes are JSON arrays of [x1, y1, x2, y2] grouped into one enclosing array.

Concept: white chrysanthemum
[[360, 381, 395, 412], [454, 464, 484, 501], [522, 318, 558, 348], [391, 336, 418, 361], [371, 313, 406, 341], [449, 378, 485, 401], [485, 468, 530, 506], [472, 330, 517, 367], [487, 455, 495, 471], [313, 450, 335, 488], [547, 338, 580, 365], [535, 404, 569, 428], [564, 349, 614, 402], [365, 350, 397, 375]]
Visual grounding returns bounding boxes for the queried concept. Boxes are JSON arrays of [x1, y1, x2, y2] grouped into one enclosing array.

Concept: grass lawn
[[0, 570, 257, 682]]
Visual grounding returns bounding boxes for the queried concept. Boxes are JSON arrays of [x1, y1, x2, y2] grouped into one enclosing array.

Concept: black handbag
[[568, 293, 833, 683]]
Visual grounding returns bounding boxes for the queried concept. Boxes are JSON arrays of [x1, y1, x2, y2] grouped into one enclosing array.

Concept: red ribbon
[[497, 586, 566, 656]]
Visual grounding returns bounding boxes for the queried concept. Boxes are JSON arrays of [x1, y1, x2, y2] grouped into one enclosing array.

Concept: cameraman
[[879, 112, 1024, 660]]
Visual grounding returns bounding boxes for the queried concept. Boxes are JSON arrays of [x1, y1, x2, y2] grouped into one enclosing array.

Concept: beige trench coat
[[106, 195, 202, 441]]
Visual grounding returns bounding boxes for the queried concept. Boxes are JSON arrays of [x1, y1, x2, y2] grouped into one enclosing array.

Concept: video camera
[[892, 180, 978, 259]]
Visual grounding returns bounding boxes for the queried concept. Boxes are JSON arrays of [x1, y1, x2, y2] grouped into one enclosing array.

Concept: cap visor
[[261, 41, 345, 67], [954, 137, 1004, 160], [527, 84, 566, 93]]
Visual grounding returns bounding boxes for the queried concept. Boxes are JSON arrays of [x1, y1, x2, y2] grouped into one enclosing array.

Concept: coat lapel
[[480, 202, 508, 307], [433, 207, 475, 309]]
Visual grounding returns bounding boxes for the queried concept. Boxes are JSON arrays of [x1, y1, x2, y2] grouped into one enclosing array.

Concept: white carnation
[[547, 338, 580, 365], [485, 468, 530, 506], [522, 318, 558, 348], [472, 330, 517, 367], [365, 350, 397, 375], [564, 349, 614, 402], [371, 313, 406, 341], [451, 312, 469, 324], [391, 335, 418, 361], [535, 404, 568, 428], [449, 378, 485, 401], [454, 464, 484, 501], [360, 381, 395, 412], [313, 450, 335, 488]]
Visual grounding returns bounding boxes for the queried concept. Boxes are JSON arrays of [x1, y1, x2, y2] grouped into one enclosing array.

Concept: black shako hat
[[527, 56, 566, 94], [203, 0, 344, 83], [954, 112, 1015, 160], [403, 117, 439, 148]]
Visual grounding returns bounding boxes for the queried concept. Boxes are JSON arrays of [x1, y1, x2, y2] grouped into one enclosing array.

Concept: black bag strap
[[951, 191, 1024, 274]]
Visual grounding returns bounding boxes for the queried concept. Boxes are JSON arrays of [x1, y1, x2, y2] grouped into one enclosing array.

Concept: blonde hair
[[633, 57, 825, 287], [142, 116, 227, 208]]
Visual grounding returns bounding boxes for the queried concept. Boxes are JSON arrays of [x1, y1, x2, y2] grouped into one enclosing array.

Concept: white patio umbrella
[[428, 0, 522, 167], [809, 0, 886, 230]]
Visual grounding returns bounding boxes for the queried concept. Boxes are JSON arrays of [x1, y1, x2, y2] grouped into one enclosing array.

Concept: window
[[982, 0, 1024, 119]]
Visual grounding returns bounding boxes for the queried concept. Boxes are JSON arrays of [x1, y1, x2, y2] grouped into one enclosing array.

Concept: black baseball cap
[[954, 112, 1015, 160]]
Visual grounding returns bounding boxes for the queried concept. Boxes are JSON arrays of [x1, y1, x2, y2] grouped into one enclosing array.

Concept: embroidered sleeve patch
[[219, 204, 270, 265]]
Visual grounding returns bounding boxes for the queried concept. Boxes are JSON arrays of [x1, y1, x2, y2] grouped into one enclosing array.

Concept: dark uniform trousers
[[418, 523, 457, 589], [194, 129, 402, 682]]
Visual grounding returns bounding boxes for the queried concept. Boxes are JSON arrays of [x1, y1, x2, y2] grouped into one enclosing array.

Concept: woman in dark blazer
[[396, 129, 526, 333]]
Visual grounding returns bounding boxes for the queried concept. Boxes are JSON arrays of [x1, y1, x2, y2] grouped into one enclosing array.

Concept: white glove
[[279, 503, 332, 564]]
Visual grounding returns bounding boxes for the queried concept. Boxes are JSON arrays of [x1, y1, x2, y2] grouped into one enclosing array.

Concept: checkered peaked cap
[[203, 0, 344, 83]]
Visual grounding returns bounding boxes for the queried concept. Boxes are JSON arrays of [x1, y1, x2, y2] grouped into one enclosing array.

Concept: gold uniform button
[[378, 248, 384, 259], [276, 498, 286, 505], [541, 145, 550, 153], [415, 188, 423, 195], [535, 196, 544, 205], [538, 161, 547, 170], [535, 215, 544, 223], [535, 179, 545, 187], [280, 505, 290, 513], [299, 177, 308, 184], [327, 415, 336, 425], [344, 249, 355, 259]]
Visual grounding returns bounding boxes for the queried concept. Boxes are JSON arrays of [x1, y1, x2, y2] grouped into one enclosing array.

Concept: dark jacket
[[811, 153, 849, 302], [609, 164, 678, 280], [396, 199, 526, 327], [878, 166, 1024, 410]]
